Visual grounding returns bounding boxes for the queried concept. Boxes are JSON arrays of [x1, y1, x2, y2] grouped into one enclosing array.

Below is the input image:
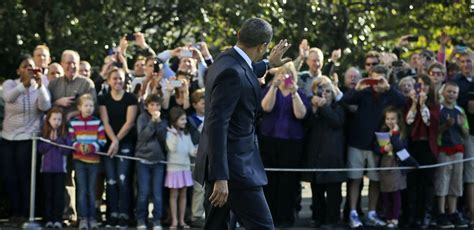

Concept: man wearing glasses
[[364, 51, 381, 73]]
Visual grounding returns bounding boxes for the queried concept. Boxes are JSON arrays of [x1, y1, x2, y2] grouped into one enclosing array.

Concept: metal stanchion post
[[23, 136, 41, 229]]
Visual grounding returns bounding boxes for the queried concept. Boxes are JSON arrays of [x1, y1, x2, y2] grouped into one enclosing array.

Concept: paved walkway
[[0, 181, 373, 229]]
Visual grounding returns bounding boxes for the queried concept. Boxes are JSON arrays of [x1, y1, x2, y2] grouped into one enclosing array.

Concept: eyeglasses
[[365, 62, 379, 67], [315, 89, 333, 94], [430, 71, 445, 76]]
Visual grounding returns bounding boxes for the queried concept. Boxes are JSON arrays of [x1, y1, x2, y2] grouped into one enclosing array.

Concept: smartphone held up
[[415, 82, 422, 95], [153, 59, 162, 73], [361, 78, 380, 87], [180, 48, 193, 58], [283, 74, 293, 87], [126, 33, 136, 41], [170, 80, 183, 88], [31, 68, 42, 75]]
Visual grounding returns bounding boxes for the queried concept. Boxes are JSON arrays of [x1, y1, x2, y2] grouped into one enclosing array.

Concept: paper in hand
[[375, 132, 390, 147], [396, 149, 410, 161]]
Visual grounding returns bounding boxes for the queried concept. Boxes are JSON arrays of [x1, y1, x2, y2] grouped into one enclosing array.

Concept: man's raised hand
[[268, 39, 292, 68]]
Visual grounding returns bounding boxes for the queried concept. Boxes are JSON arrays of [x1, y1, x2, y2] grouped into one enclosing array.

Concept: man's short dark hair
[[145, 94, 163, 106], [238, 18, 272, 48], [370, 65, 389, 76], [420, 50, 435, 61]]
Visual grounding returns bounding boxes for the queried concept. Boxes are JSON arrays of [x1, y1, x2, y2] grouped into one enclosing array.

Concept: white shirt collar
[[233, 46, 253, 70]]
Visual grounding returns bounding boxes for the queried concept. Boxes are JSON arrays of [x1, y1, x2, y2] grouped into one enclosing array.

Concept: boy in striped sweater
[[68, 94, 106, 230]]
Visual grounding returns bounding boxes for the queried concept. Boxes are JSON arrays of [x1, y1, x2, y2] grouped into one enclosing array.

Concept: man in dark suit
[[193, 18, 291, 230]]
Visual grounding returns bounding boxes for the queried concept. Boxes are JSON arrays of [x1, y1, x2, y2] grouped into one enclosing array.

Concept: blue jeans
[[103, 142, 134, 217], [74, 160, 98, 219], [136, 161, 165, 222]]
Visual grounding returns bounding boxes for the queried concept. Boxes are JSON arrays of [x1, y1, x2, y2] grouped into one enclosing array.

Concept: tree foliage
[[0, 0, 472, 79]]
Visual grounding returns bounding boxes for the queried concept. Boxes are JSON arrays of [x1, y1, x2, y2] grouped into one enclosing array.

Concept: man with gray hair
[[194, 17, 291, 230], [48, 50, 97, 120]]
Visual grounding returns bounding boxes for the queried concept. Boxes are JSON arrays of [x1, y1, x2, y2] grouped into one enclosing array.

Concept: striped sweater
[[68, 115, 106, 163]]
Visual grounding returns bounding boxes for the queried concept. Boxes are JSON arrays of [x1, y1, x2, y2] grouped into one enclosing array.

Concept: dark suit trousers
[[203, 182, 274, 230]]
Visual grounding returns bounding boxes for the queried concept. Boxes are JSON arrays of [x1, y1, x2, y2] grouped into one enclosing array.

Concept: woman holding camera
[[2, 54, 51, 226], [304, 76, 346, 227], [141, 56, 164, 100], [162, 71, 191, 112], [98, 67, 138, 227], [259, 62, 309, 227], [403, 74, 440, 228]]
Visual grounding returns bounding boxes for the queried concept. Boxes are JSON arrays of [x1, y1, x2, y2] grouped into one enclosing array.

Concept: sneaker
[[89, 219, 99, 230], [53, 222, 62, 228], [349, 213, 363, 228], [136, 219, 147, 230], [420, 213, 433, 229], [387, 219, 398, 229], [79, 219, 89, 230], [449, 212, 468, 228], [45, 221, 54, 228], [386, 220, 395, 229], [105, 217, 118, 228], [365, 213, 386, 227], [437, 214, 454, 228], [117, 218, 128, 228], [152, 223, 162, 230]]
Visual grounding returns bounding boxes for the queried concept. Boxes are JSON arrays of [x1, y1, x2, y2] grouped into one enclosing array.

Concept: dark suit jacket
[[194, 48, 268, 189]]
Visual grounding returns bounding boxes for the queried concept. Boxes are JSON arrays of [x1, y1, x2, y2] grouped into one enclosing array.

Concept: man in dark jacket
[[193, 18, 291, 230]]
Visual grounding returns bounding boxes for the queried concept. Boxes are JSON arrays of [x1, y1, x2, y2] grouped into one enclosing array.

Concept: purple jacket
[[38, 137, 72, 173]]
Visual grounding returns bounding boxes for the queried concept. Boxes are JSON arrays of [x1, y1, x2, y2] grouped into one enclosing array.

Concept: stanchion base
[[22, 221, 41, 229]]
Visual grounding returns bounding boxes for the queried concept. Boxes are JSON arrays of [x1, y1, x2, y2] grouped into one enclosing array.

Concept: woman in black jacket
[[304, 76, 346, 227]]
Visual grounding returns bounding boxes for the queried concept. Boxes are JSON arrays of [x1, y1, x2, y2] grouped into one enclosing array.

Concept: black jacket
[[303, 102, 347, 184]]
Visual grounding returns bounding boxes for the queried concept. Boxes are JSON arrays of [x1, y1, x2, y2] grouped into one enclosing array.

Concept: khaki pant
[[434, 152, 463, 197], [191, 180, 205, 220]]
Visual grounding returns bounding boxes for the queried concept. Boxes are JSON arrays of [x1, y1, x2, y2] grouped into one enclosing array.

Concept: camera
[[112, 62, 123, 68], [153, 59, 162, 73], [170, 80, 183, 88], [283, 74, 293, 87], [126, 34, 136, 41], [406, 35, 419, 42], [361, 78, 380, 87], [32, 68, 42, 74], [180, 49, 193, 58], [415, 83, 422, 95]]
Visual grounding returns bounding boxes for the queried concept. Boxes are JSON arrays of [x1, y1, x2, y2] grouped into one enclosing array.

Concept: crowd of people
[[0, 28, 473, 230]]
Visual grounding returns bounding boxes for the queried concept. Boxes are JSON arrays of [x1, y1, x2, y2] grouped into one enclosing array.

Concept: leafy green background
[[1, 0, 473, 79]]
